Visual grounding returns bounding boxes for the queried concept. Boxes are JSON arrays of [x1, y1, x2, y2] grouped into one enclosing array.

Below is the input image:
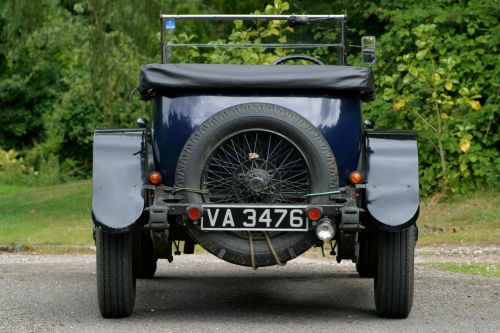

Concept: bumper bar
[[144, 185, 364, 232]]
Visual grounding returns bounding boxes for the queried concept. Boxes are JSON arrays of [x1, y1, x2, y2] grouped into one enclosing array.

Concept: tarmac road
[[0, 253, 498, 333]]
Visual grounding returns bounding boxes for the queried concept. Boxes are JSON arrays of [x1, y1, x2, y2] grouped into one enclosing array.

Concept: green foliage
[[0, 146, 69, 186], [0, 1, 66, 148], [0, 0, 155, 181], [199, 1, 294, 65], [0, 148, 36, 182], [365, 0, 500, 195], [170, 0, 342, 65]]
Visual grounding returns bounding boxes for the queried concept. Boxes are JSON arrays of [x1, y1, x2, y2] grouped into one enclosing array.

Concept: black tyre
[[96, 228, 136, 318], [133, 229, 157, 279], [176, 103, 338, 267], [356, 232, 377, 278], [374, 225, 416, 318]]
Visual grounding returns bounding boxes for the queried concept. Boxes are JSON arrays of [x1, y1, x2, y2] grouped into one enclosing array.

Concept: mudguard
[[92, 129, 146, 233], [364, 130, 419, 231]]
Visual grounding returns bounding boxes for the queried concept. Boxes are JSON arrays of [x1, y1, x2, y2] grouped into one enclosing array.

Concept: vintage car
[[92, 14, 419, 319]]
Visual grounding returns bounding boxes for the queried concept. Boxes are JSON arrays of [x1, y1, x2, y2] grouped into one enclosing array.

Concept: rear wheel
[[96, 228, 136, 318], [133, 229, 157, 279], [175, 103, 338, 267], [356, 232, 377, 278], [374, 225, 416, 318]]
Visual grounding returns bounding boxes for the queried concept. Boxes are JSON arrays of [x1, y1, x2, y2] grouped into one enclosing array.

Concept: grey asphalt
[[0, 254, 498, 333]]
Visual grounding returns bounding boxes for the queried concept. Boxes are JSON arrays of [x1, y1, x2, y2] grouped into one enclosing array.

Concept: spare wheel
[[175, 103, 338, 267]]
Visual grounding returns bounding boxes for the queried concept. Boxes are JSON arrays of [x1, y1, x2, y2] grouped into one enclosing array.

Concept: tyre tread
[[375, 225, 415, 318], [97, 229, 136, 318]]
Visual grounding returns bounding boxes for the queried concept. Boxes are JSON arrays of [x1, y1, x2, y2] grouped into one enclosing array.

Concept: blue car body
[[153, 95, 362, 188], [92, 63, 419, 233]]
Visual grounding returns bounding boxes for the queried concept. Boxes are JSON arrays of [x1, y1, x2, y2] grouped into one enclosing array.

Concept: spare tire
[[175, 103, 338, 267]]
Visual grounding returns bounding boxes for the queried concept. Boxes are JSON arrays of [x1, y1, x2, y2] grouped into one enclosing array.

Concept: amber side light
[[349, 171, 363, 185], [149, 171, 162, 185]]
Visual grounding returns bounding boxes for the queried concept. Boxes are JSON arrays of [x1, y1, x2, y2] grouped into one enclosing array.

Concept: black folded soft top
[[139, 64, 375, 101]]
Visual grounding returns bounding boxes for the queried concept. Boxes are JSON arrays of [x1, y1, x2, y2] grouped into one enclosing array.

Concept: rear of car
[[92, 14, 419, 319]]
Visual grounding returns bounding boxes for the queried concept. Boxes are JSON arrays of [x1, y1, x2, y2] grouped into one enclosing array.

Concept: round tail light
[[307, 207, 323, 221], [187, 206, 202, 220]]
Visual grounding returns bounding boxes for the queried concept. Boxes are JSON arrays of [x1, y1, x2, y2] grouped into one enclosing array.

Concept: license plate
[[201, 205, 309, 231]]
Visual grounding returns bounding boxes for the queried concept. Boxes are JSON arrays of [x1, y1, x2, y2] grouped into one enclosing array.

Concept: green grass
[[0, 181, 499, 253], [422, 263, 500, 278], [0, 180, 93, 251], [418, 188, 500, 245]]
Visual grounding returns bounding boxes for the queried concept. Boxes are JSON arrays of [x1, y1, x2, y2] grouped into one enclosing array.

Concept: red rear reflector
[[187, 207, 202, 220], [308, 207, 322, 221]]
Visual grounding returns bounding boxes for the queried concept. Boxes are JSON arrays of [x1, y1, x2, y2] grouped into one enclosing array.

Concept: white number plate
[[200, 205, 309, 231]]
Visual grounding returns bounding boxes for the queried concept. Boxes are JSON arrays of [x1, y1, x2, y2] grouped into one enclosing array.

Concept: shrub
[[365, 0, 500, 195]]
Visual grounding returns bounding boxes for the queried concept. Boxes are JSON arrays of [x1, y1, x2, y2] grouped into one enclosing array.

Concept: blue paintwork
[[153, 94, 362, 187]]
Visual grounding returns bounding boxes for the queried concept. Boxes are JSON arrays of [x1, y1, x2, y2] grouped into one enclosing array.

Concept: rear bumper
[[144, 185, 364, 233]]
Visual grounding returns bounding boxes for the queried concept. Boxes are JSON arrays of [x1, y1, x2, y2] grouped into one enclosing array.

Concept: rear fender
[[92, 129, 147, 233], [362, 130, 419, 231]]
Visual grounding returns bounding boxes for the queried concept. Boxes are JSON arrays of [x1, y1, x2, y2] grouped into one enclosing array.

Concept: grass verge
[[418, 188, 500, 245], [0, 180, 93, 251], [422, 262, 499, 278]]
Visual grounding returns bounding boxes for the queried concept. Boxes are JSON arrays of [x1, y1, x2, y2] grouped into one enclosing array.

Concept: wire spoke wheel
[[203, 131, 310, 205]]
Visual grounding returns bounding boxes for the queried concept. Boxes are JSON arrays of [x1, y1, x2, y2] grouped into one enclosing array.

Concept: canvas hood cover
[[139, 63, 375, 101]]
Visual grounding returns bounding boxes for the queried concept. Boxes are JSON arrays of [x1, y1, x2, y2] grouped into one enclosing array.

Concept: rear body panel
[[152, 94, 362, 187]]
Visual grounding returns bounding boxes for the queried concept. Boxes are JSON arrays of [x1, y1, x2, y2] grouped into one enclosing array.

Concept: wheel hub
[[245, 169, 270, 193]]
